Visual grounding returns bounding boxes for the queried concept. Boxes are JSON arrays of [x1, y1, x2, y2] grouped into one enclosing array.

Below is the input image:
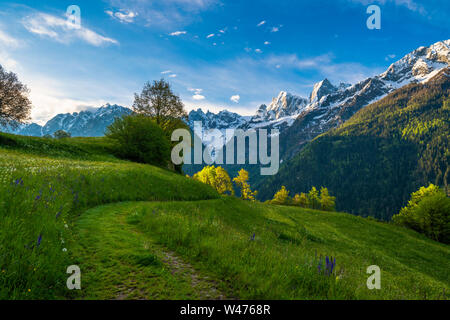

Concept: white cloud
[[106, 10, 138, 23], [168, 74, 177, 78], [193, 94, 205, 100], [385, 54, 396, 61], [257, 21, 266, 27], [255, 49, 262, 53], [161, 70, 172, 74], [206, 33, 215, 38], [0, 30, 20, 48], [107, 0, 218, 28], [170, 30, 187, 36], [189, 88, 205, 100], [264, 41, 270, 45], [23, 12, 118, 46], [271, 26, 280, 33], [230, 95, 240, 103]]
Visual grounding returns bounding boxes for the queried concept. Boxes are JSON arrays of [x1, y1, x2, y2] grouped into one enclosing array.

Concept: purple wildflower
[[36, 235, 42, 248]]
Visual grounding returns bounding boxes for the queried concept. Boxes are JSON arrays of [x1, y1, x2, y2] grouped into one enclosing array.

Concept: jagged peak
[[310, 78, 337, 102]]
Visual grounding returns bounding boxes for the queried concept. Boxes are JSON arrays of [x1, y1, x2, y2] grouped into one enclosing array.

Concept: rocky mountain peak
[[309, 78, 337, 103]]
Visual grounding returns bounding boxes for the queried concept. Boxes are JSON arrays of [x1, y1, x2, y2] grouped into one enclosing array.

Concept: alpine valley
[[2, 39, 449, 219]]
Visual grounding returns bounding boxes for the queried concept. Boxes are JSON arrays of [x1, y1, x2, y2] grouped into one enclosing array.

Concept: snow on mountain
[[1, 104, 132, 137], [188, 109, 250, 130]]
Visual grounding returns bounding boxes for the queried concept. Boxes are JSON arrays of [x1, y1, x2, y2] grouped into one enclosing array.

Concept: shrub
[[393, 184, 450, 244], [271, 186, 291, 205], [106, 115, 171, 167], [54, 130, 71, 139]]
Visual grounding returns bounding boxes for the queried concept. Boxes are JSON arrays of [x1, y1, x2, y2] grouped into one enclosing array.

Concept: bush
[[106, 115, 171, 167], [54, 130, 71, 139], [192, 166, 234, 195], [393, 184, 450, 243]]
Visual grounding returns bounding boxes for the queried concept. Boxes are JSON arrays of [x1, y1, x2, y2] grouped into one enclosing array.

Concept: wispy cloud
[[105, 10, 138, 23], [264, 53, 384, 84], [170, 30, 187, 36], [206, 33, 215, 38], [257, 20, 266, 27], [106, 0, 218, 29], [22, 12, 118, 46]]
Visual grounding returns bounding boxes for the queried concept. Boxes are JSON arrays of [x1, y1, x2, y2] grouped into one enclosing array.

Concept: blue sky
[[0, 0, 448, 123]]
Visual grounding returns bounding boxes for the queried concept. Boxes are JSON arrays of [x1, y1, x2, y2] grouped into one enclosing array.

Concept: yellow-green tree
[[293, 193, 309, 208], [308, 186, 320, 209], [193, 166, 234, 195], [233, 169, 258, 201], [271, 186, 291, 205], [320, 187, 336, 211]]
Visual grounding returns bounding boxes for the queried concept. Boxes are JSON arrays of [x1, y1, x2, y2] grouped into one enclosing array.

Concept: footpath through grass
[[71, 202, 226, 300], [0, 135, 219, 299]]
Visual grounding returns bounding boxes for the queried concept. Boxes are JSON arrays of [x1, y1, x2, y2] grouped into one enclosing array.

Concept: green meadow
[[0, 132, 449, 300]]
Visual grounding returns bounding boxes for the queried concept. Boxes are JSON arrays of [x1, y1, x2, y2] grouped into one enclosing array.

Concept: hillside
[[0, 133, 449, 300], [258, 69, 450, 220]]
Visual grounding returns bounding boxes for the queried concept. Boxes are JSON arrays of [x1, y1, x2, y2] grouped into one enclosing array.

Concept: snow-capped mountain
[[41, 104, 132, 137], [1, 104, 132, 137], [188, 109, 250, 130], [277, 39, 450, 159]]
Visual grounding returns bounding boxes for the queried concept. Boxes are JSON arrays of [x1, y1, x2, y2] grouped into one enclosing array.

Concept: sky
[[0, 0, 448, 124]]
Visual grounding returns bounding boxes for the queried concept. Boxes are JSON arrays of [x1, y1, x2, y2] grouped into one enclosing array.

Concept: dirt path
[[72, 202, 228, 300]]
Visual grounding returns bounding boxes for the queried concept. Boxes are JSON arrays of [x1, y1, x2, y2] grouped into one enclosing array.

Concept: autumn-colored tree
[[193, 166, 234, 195], [308, 187, 320, 210], [293, 193, 309, 208], [233, 169, 258, 201], [271, 186, 291, 205], [320, 187, 336, 211]]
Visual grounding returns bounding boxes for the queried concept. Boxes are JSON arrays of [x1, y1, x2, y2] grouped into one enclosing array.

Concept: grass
[[0, 133, 449, 300], [124, 198, 450, 300], [0, 134, 218, 299]]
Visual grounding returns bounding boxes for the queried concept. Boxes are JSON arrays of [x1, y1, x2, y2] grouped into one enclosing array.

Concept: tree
[[0, 65, 32, 128], [53, 130, 71, 139], [133, 79, 188, 129], [293, 193, 309, 208], [233, 169, 258, 201], [393, 184, 450, 243], [193, 166, 234, 195], [308, 187, 320, 210], [106, 115, 171, 167], [320, 187, 336, 211], [271, 186, 291, 205]]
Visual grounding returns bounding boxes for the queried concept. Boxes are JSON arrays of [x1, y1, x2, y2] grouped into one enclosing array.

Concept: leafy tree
[[53, 130, 71, 139], [393, 184, 450, 243], [271, 186, 291, 205], [0, 65, 32, 128], [133, 79, 188, 128], [293, 193, 309, 208], [106, 115, 171, 167], [193, 166, 234, 195], [320, 187, 336, 211], [308, 187, 320, 210], [233, 169, 258, 201]]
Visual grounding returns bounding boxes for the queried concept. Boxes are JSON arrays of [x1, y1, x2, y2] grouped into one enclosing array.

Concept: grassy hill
[[0, 132, 449, 300], [258, 69, 450, 220]]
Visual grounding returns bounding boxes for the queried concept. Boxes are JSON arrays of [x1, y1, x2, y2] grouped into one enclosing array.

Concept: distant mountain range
[[1, 104, 131, 137], [2, 39, 449, 160]]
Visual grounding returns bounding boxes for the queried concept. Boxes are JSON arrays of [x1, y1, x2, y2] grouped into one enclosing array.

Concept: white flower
[[62, 248, 67, 252]]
